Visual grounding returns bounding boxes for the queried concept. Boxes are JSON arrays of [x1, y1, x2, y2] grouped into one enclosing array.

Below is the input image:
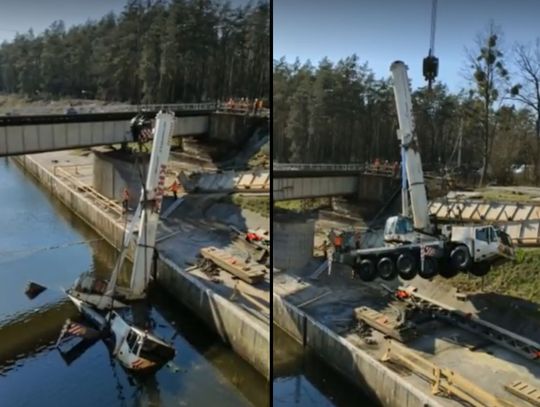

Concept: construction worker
[[374, 158, 381, 172], [333, 233, 343, 253], [392, 161, 400, 178], [122, 187, 130, 213], [324, 240, 334, 276], [253, 98, 259, 114], [168, 179, 180, 200]]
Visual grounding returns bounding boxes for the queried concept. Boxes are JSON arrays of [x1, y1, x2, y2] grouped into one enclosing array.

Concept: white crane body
[[331, 61, 514, 282], [64, 111, 177, 372]]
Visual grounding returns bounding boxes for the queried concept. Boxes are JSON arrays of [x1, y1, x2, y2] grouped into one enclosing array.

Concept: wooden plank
[[200, 246, 265, 284], [505, 380, 540, 406], [354, 306, 417, 342], [383, 340, 517, 407]]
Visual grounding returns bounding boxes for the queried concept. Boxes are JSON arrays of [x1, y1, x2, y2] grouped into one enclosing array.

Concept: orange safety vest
[[334, 235, 343, 247], [170, 182, 179, 192]]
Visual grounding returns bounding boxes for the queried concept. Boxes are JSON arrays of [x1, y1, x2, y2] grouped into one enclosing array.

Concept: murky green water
[[0, 158, 268, 407], [273, 327, 379, 407]]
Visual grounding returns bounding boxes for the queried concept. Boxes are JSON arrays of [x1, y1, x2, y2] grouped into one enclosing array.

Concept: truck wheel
[[377, 257, 397, 280], [354, 259, 377, 282], [419, 257, 438, 279], [450, 245, 472, 271], [396, 252, 417, 280], [469, 262, 491, 277]]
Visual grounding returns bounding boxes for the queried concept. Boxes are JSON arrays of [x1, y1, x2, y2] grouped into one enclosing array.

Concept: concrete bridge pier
[[92, 148, 149, 208]]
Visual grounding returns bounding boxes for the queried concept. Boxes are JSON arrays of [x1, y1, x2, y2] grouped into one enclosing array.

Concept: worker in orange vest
[[122, 187, 130, 213], [333, 234, 343, 253], [168, 180, 180, 200], [374, 158, 381, 172]]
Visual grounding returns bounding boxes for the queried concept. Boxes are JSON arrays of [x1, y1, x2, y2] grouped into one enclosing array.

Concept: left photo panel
[[0, 1, 270, 406]]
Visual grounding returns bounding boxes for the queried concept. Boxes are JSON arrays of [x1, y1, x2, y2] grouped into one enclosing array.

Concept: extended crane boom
[[390, 61, 431, 232]]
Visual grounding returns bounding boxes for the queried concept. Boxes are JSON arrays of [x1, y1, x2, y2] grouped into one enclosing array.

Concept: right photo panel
[[272, 1, 540, 406]]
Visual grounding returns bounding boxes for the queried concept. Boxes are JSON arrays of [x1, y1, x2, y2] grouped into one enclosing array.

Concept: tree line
[[274, 22, 540, 185], [0, 0, 269, 104]]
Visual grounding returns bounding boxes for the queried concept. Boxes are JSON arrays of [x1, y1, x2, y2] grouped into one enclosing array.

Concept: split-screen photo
[[1, 0, 540, 406]]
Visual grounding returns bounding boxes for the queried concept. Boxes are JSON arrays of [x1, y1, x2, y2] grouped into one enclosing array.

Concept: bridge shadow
[[273, 326, 380, 407], [157, 192, 269, 319], [177, 117, 268, 171], [466, 291, 540, 342], [148, 286, 269, 407]]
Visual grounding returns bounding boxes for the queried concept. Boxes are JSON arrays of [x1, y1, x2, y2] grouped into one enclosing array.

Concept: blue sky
[[274, 0, 540, 92], [0, 0, 126, 42], [0, 0, 254, 43]]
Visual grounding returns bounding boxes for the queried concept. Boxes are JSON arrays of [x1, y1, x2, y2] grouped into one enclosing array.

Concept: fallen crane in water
[[57, 111, 177, 373]]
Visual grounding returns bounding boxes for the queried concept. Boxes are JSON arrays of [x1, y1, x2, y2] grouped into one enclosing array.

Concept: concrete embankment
[[272, 291, 444, 407], [14, 154, 269, 379]]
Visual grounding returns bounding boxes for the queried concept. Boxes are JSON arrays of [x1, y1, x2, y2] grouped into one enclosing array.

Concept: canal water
[[0, 158, 268, 407], [273, 327, 380, 407]]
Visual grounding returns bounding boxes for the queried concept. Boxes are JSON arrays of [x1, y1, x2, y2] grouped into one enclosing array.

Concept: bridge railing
[[274, 163, 366, 172], [273, 162, 400, 177], [216, 102, 270, 118], [138, 102, 218, 111]]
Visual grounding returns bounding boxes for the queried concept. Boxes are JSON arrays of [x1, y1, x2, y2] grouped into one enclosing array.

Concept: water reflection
[[0, 160, 265, 406], [273, 327, 380, 407]]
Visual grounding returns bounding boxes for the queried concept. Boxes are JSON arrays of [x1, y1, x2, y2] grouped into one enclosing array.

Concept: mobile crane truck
[[331, 61, 514, 282]]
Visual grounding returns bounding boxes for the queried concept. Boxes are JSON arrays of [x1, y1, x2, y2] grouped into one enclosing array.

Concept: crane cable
[[429, 0, 437, 56], [0, 238, 104, 258]]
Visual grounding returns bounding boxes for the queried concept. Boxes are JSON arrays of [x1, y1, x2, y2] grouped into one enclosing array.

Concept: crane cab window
[[385, 216, 413, 235], [488, 227, 496, 243], [475, 228, 489, 242], [396, 217, 414, 234], [126, 330, 141, 355]]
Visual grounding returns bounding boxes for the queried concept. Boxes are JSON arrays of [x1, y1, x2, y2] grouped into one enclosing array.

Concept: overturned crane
[[61, 111, 176, 373], [331, 61, 514, 282]]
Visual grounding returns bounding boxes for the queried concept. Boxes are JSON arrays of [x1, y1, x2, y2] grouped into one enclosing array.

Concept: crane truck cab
[[383, 214, 515, 277], [442, 224, 514, 275], [383, 215, 438, 245]]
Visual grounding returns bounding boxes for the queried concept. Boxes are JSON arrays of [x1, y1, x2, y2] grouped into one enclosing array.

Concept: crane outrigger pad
[[354, 306, 418, 343], [199, 246, 266, 284]]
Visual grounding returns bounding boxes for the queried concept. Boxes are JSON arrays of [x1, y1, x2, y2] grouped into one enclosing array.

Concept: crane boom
[[390, 61, 431, 232], [130, 111, 175, 297]]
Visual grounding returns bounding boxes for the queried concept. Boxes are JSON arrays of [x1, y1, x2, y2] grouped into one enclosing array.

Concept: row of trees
[[274, 22, 540, 185], [0, 0, 269, 103]]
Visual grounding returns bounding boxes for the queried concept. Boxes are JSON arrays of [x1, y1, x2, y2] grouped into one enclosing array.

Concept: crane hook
[[423, 0, 439, 90]]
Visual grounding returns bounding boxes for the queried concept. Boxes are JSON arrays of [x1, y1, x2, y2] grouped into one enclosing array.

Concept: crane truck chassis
[[333, 223, 514, 282], [330, 61, 514, 282]]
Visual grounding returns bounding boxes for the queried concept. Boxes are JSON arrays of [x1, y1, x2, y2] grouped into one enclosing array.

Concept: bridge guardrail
[[273, 163, 398, 176], [216, 102, 270, 118], [138, 102, 218, 111]]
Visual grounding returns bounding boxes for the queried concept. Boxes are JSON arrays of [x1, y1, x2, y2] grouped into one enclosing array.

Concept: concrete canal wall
[[273, 293, 445, 407], [14, 155, 269, 379]]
